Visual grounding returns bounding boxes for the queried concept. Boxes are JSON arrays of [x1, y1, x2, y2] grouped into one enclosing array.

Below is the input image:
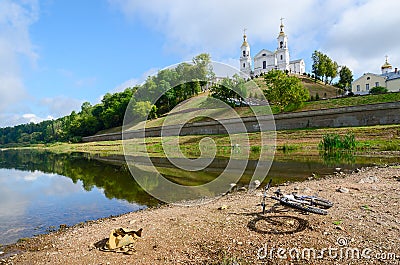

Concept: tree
[[263, 70, 309, 111], [132, 101, 155, 121], [209, 74, 247, 107], [337, 66, 353, 90], [326, 59, 338, 84], [312, 51, 338, 84], [312, 51, 325, 82], [369, 86, 388, 94]]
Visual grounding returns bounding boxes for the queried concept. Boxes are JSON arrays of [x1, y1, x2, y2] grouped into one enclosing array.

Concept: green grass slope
[[95, 76, 400, 136]]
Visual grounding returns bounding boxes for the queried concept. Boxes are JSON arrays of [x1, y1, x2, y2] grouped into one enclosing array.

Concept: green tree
[[326, 59, 338, 84], [210, 74, 247, 107], [312, 51, 326, 81], [337, 66, 353, 90], [132, 101, 155, 121], [369, 86, 388, 94], [312, 51, 338, 84], [263, 70, 309, 112]]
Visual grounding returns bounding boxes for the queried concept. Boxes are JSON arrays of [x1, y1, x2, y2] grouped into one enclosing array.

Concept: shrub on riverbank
[[318, 133, 356, 151]]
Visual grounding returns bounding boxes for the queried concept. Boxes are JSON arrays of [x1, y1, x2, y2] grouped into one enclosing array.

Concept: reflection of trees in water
[[0, 150, 159, 206], [319, 150, 355, 166]]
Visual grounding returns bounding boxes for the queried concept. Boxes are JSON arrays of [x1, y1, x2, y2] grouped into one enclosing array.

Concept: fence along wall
[[82, 101, 400, 142]]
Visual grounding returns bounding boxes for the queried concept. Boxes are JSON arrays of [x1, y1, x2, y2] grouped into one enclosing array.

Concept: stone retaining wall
[[82, 101, 400, 142]]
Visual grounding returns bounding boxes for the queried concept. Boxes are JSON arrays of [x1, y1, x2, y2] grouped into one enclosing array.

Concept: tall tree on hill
[[337, 66, 353, 91], [312, 51, 338, 84], [326, 59, 338, 85], [210, 74, 247, 107], [263, 70, 309, 112], [312, 51, 325, 82]]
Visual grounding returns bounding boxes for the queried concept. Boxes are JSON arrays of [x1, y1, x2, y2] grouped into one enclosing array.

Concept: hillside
[[96, 91, 400, 136], [93, 74, 400, 136], [252, 75, 340, 99]]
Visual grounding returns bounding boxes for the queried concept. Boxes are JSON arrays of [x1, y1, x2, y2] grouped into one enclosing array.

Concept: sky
[[1, 0, 399, 127]]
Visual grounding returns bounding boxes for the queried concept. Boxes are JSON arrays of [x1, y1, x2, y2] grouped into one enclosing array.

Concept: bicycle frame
[[261, 179, 332, 215]]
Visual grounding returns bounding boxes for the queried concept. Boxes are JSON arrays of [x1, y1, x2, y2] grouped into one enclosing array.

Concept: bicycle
[[261, 179, 333, 215]]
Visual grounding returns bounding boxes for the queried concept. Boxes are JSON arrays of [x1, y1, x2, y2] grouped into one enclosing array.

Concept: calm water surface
[[0, 149, 399, 245]]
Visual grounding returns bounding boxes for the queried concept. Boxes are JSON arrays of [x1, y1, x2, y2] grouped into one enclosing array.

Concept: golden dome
[[381, 61, 392, 69], [381, 56, 392, 69], [279, 19, 285, 36], [241, 34, 249, 47]]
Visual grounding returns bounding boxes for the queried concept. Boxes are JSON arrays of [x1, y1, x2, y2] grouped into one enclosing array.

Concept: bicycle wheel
[[279, 198, 328, 215]]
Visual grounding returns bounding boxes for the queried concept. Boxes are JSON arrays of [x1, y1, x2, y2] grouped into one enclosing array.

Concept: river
[[0, 149, 398, 245]]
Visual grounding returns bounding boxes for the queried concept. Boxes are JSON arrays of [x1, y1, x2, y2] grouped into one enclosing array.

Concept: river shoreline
[[1, 165, 399, 264]]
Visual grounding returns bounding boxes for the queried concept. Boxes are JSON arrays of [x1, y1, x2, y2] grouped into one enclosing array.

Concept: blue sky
[[1, 0, 399, 127]]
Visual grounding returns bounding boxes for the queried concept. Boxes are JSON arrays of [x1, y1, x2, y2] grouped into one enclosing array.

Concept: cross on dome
[[280, 17, 285, 32]]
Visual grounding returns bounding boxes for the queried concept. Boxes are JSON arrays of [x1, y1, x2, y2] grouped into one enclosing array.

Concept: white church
[[240, 20, 305, 77]]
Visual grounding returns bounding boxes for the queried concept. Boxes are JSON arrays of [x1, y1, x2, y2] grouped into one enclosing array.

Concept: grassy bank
[[96, 91, 400, 135], [32, 124, 400, 159]]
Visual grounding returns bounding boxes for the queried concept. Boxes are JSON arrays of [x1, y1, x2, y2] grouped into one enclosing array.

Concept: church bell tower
[[240, 29, 252, 76], [276, 18, 290, 71]]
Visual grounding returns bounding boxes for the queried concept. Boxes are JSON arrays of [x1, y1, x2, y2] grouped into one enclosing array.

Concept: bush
[[280, 144, 298, 153], [315, 93, 320, 100], [250, 146, 261, 153], [319, 133, 356, 151], [369, 86, 388, 95]]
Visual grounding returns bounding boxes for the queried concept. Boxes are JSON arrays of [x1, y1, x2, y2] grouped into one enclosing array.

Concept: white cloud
[[22, 113, 53, 123], [0, 95, 83, 127], [110, 0, 399, 78], [322, 0, 400, 75], [0, 0, 39, 112], [112, 67, 159, 92], [40, 96, 84, 117], [0, 112, 53, 127]]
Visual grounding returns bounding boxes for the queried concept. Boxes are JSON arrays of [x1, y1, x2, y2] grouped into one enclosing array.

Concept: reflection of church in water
[[240, 20, 305, 77]]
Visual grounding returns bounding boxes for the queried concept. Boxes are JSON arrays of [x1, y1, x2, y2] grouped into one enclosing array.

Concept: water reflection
[[0, 149, 399, 245], [0, 150, 153, 245], [320, 150, 356, 166]]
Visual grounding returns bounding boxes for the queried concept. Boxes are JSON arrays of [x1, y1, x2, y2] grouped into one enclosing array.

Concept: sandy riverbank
[[1, 166, 400, 264]]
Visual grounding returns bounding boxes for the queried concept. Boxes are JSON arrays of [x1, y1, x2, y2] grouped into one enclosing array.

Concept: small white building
[[352, 57, 400, 95], [240, 20, 305, 77]]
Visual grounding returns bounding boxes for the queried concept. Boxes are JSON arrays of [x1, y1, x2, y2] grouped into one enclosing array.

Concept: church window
[[243, 50, 246, 57], [243, 63, 245, 68], [367, 77, 370, 80], [280, 55, 283, 60], [375, 82, 379, 87], [366, 84, 370, 91], [280, 41, 283, 48], [263, 61, 266, 69], [357, 85, 360, 91], [262, 53, 266, 56]]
